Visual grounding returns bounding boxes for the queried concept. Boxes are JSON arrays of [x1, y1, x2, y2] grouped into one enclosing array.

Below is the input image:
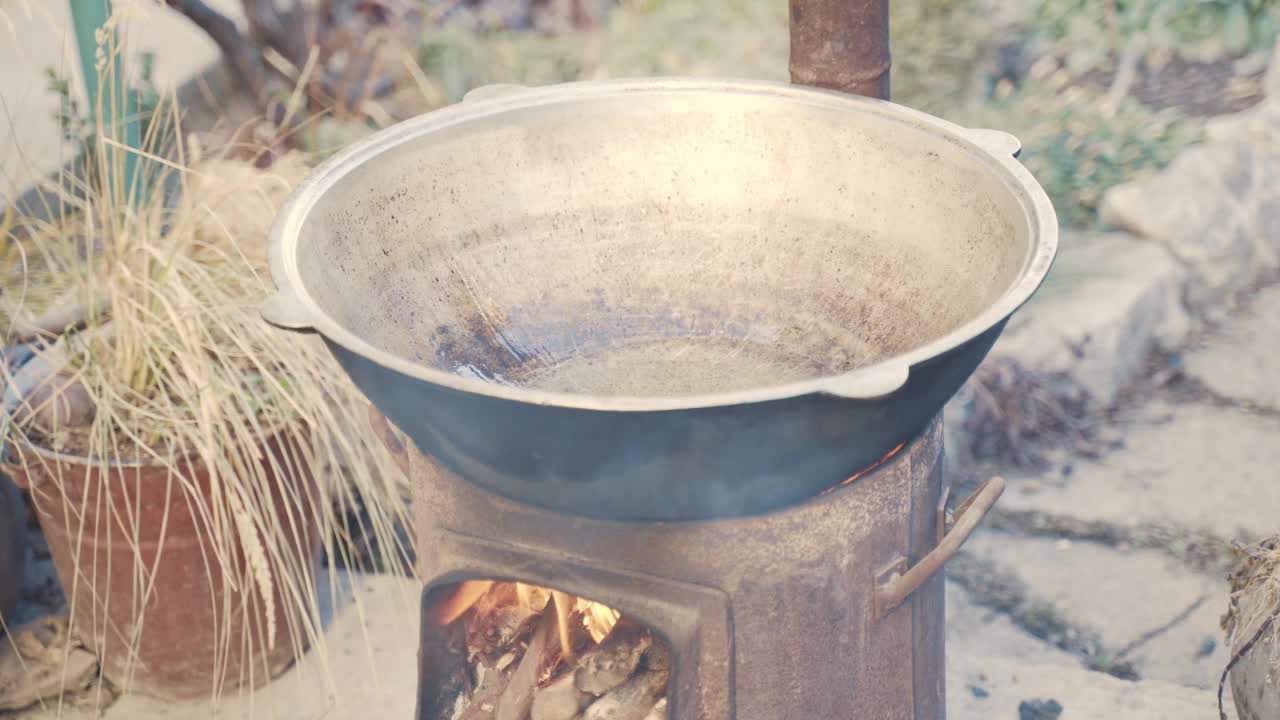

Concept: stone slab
[[1185, 283, 1280, 411], [992, 232, 1189, 407], [1000, 401, 1280, 540], [948, 650, 1229, 719], [946, 580, 1076, 667], [961, 531, 1227, 688]]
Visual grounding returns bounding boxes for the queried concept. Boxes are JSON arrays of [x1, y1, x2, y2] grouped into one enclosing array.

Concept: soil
[[1081, 55, 1266, 117]]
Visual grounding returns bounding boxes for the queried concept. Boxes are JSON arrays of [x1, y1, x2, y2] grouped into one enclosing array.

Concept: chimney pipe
[[789, 0, 891, 100]]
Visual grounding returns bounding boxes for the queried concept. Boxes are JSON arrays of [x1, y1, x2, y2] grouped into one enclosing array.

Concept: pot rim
[[268, 77, 1059, 412], [3, 424, 298, 471]]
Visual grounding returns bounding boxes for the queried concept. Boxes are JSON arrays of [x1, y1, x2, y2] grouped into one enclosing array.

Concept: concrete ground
[[5, 5, 1277, 718], [21, 264, 1275, 717], [937, 282, 1280, 719], [12, 572, 422, 720]]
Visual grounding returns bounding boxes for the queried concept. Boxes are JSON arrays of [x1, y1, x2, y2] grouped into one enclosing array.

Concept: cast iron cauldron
[[264, 79, 1057, 521]]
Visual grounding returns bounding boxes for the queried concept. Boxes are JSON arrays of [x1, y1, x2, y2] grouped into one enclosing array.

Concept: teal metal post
[[68, 0, 142, 204]]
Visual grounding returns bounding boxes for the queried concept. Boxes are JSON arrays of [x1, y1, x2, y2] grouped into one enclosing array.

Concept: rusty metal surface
[[405, 415, 950, 719], [266, 79, 1055, 521], [789, 0, 891, 99], [910, 450, 947, 720]]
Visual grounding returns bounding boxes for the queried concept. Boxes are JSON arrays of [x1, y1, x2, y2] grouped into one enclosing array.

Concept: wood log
[[641, 639, 669, 673], [496, 612, 555, 720], [531, 674, 591, 720], [575, 625, 651, 696], [582, 669, 668, 720], [459, 662, 513, 720], [464, 583, 539, 661]]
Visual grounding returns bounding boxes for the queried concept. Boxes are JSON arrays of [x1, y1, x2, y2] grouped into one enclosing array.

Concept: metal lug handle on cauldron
[[260, 289, 315, 332], [462, 84, 530, 103], [873, 476, 1006, 619], [817, 363, 911, 400], [964, 128, 1023, 159]]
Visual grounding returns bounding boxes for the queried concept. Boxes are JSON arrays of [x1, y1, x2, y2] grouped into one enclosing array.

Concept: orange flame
[[432, 581, 622, 659], [431, 580, 495, 625], [820, 441, 907, 495]]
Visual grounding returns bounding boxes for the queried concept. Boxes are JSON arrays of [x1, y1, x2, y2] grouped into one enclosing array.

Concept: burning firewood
[[435, 580, 497, 625], [464, 583, 540, 661], [551, 590, 575, 660], [531, 675, 590, 720], [581, 667, 667, 720], [439, 582, 669, 720], [434, 582, 621, 661], [574, 621, 651, 696], [495, 612, 555, 720]]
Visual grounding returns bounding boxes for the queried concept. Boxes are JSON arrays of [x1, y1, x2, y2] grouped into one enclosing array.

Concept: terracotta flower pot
[[0, 474, 24, 625], [4, 434, 323, 700]]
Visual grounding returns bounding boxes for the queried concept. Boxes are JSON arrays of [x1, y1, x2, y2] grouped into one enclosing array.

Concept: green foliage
[[958, 72, 1204, 228], [890, 0, 1012, 113], [46, 50, 160, 144], [46, 67, 87, 143], [406, 0, 1214, 229], [415, 0, 788, 103], [1032, 0, 1280, 71]]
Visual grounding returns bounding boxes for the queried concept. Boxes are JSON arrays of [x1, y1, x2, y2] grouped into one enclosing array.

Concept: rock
[[1018, 699, 1063, 720], [1197, 637, 1217, 659], [575, 628, 651, 696], [0, 613, 98, 712], [532, 675, 591, 720], [11, 371, 96, 434], [582, 670, 667, 720], [1185, 284, 1280, 410], [1264, 36, 1280, 99], [1100, 113, 1280, 312]]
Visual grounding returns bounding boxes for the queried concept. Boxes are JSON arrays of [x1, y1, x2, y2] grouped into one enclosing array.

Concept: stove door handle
[[462, 84, 530, 103], [873, 476, 1006, 618]]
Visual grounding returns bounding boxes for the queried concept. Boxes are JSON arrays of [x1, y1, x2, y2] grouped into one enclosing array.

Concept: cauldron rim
[[266, 77, 1057, 413]]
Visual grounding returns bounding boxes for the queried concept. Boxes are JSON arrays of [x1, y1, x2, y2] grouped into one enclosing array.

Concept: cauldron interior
[[296, 90, 1031, 398]]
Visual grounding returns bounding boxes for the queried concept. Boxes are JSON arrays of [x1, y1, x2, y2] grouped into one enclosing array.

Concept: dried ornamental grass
[[2, 89, 414, 703]]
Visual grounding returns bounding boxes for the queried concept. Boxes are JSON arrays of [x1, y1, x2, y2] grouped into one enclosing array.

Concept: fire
[[433, 580, 622, 660], [820, 441, 907, 495]]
